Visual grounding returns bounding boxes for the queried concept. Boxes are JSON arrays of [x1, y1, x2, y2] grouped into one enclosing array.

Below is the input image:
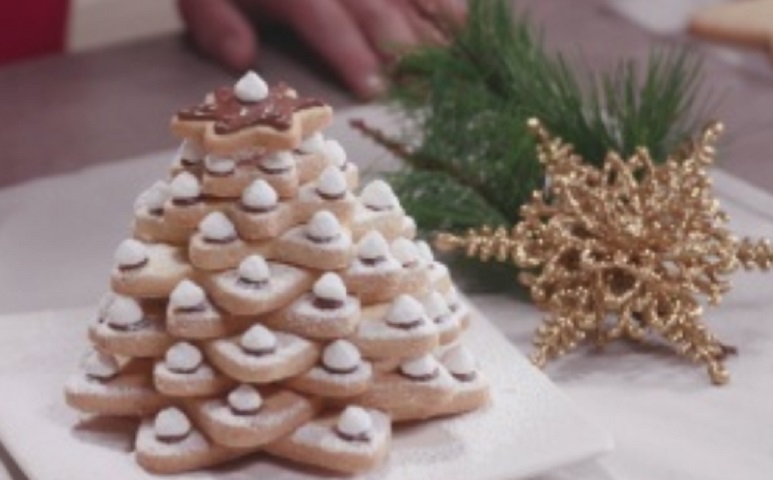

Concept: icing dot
[[400, 354, 438, 378], [134, 181, 169, 212], [424, 291, 451, 320], [385, 295, 425, 327], [445, 287, 461, 309], [165, 342, 203, 372], [337, 406, 372, 439], [322, 340, 361, 372], [441, 345, 477, 377], [205, 154, 236, 175], [114, 238, 148, 268], [154, 407, 192, 440], [234, 71, 269, 103], [391, 238, 420, 266], [360, 180, 399, 210], [170, 280, 206, 309], [240, 325, 277, 354], [299, 132, 326, 155], [177, 139, 204, 164], [170, 171, 201, 200], [260, 151, 294, 172], [316, 166, 348, 198], [324, 139, 347, 168], [306, 210, 341, 241], [199, 212, 237, 242], [357, 231, 389, 261], [415, 241, 435, 263], [228, 384, 263, 414], [238, 255, 270, 284], [83, 351, 119, 380], [106, 296, 143, 328], [313, 273, 347, 302], [241, 179, 278, 210]]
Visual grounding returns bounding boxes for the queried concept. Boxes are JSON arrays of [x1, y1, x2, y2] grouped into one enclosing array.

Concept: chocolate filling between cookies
[[169, 360, 203, 375], [316, 189, 346, 201], [108, 319, 151, 332], [230, 404, 262, 416], [359, 256, 386, 267], [322, 363, 359, 375], [242, 345, 277, 357], [174, 304, 208, 315], [306, 233, 339, 244], [204, 235, 238, 245], [237, 277, 270, 289], [172, 197, 202, 207]]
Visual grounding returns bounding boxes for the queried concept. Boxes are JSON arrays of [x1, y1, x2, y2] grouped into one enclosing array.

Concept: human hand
[[177, 0, 466, 99]]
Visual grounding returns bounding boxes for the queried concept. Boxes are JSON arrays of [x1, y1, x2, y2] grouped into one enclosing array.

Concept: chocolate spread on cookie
[[168, 359, 202, 375], [306, 232, 338, 244], [242, 344, 277, 357], [315, 189, 346, 201], [322, 362, 359, 375], [335, 428, 371, 443], [239, 202, 278, 214], [204, 235, 237, 245], [237, 277, 269, 289], [451, 371, 477, 382], [312, 297, 345, 310], [386, 317, 424, 330], [118, 258, 149, 272], [174, 304, 208, 315], [157, 432, 190, 444], [176, 84, 325, 134], [258, 163, 293, 175], [172, 197, 201, 207], [359, 256, 386, 266], [108, 319, 150, 332], [230, 403, 262, 416]]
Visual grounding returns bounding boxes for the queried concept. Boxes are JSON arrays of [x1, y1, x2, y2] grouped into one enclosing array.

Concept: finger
[[340, 0, 418, 60], [400, 0, 466, 45], [178, 0, 257, 71], [285, 1, 384, 99]]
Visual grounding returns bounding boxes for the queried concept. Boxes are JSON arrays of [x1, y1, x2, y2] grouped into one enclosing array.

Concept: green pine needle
[[374, 0, 714, 234]]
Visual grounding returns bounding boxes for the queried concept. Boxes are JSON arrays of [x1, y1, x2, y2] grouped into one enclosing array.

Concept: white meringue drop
[[114, 238, 148, 268], [234, 71, 269, 102], [322, 340, 361, 372], [240, 325, 277, 353], [228, 384, 263, 413], [169, 280, 206, 309], [316, 166, 348, 198], [360, 180, 398, 210], [306, 210, 341, 240], [241, 179, 278, 210], [154, 407, 192, 439], [238, 255, 270, 283], [199, 211, 237, 242], [170, 171, 201, 200], [313, 273, 347, 302], [165, 342, 203, 372], [106, 296, 144, 328], [385, 295, 425, 327], [337, 406, 372, 438]]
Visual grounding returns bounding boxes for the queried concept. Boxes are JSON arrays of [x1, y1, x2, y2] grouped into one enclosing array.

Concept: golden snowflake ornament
[[436, 118, 773, 384]]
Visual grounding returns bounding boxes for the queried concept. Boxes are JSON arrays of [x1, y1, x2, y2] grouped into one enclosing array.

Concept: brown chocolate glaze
[[306, 233, 339, 244], [316, 189, 346, 201], [169, 360, 202, 375], [176, 83, 326, 134], [148, 207, 164, 217], [118, 258, 149, 272], [181, 158, 201, 167], [399, 366, 440, 382], [174, 304, 208, 315], [157, 431, 190, 444], [204, 235, 237, 245], [386, 318, 424, 330], [242, 345, 277, 357], [172, 197, 201, 207], [322, 363, 359, 375], [237, 277, 269, 289], [451, 371, 477, 382], [359, 256, 386, 266], [108, 319, 150, 332], [365, 204, 394, 212], [230, 404, 262, 416], [312, 297, 345, 310], [335, 428, 371, 443], [240, 202, 278, 214], [87, 371, 118, 383], [258, 164, 293, 175]]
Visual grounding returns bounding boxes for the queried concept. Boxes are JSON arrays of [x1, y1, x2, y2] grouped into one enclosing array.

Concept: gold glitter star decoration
[[436, 118, 773, 384]]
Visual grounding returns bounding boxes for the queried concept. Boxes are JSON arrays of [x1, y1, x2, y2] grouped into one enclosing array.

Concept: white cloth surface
[[1, 105, 773, 479]]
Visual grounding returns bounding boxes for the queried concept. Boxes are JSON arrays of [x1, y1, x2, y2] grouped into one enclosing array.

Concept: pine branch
[[358, 0, 714, 235]]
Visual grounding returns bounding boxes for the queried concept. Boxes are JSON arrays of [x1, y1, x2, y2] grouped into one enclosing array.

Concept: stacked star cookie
[[64, 72, 490, 475]]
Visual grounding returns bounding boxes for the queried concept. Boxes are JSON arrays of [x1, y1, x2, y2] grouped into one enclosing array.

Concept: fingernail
[[360, 74, 387, 100]]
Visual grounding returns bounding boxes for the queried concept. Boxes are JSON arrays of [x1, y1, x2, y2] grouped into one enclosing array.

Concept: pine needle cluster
[[353, 0, 713, 233]]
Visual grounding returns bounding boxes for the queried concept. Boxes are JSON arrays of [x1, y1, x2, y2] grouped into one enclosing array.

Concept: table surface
[[1, 0, 772, 479]]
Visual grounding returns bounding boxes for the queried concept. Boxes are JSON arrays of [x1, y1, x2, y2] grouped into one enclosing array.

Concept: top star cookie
[[171, 71, 333, 154]]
